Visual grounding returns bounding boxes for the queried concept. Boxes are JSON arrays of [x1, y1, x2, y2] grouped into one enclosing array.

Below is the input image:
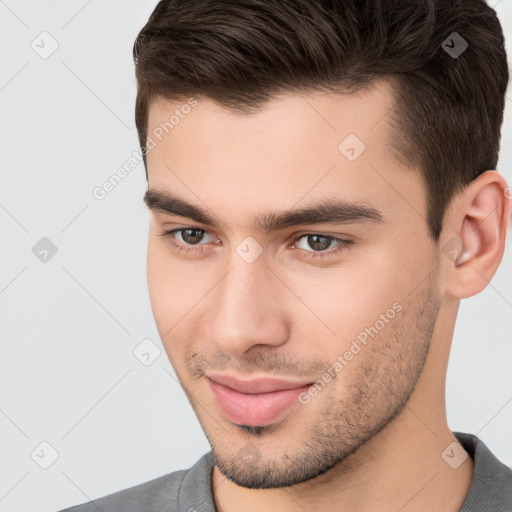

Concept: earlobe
[[442, 170, 511, 299]]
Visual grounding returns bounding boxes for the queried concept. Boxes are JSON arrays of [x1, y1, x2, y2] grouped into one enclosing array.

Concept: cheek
[[147, 243, 187, 369], [294, 242, 426, 359], [146, 238, 185, 335], [147, 238, 166, 315], [146, 238, 209, 355]]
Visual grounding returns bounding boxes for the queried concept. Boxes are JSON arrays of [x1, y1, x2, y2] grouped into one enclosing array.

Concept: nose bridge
[[208, 248, 290, 355]]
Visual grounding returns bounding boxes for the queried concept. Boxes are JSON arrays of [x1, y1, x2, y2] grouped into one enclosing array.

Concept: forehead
[[145, 79, 425, 231]]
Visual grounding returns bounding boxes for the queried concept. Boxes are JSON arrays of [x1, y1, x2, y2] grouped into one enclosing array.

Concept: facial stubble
[[176, 266, 441, 489]]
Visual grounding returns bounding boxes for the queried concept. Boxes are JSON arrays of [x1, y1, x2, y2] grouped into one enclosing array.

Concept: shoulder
[[56, 470, 187, 512], [56, 452, 212, 512], [455, 432, 512, 512]]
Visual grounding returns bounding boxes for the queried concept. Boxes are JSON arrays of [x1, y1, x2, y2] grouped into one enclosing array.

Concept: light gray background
[[0, 1, 511, 511]]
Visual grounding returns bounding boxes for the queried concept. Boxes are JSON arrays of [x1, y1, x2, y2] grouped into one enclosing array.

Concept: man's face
[[145, 80, 441, 489]]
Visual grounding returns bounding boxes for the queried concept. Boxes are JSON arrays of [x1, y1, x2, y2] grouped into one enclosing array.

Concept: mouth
[[206, 373, 313, 427]]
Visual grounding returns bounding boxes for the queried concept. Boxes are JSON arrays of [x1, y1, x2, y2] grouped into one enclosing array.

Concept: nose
[[206, 250, 291, 357]]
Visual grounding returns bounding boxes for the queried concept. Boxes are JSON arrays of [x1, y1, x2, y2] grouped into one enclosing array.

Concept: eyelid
[[158, 226, 355, 260], [171, 226, 217, 244], [159, 223, 354, 240]]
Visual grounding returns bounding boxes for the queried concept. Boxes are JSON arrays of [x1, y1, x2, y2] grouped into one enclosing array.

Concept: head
[[134, 0, 511, 489]]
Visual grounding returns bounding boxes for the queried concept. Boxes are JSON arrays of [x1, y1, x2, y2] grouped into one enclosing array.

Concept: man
[[60, 0, 512, 510]]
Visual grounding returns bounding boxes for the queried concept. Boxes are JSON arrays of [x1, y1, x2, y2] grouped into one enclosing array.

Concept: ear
[[439, 170, 512, 299]]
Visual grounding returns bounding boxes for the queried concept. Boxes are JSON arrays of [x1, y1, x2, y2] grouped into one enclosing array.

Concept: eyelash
[[157, 227, 354, 260]]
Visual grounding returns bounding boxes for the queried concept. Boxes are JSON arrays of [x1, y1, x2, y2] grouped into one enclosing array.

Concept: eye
[[158, 227, 216, 254], [158, 227, 354, 259], [295, 234, 342, 252], [172, 228, 213, 245], [291, 234, 354, 259]]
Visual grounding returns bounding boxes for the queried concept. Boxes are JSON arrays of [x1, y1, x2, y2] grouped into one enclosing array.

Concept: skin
[[144, 79, 511, 512]]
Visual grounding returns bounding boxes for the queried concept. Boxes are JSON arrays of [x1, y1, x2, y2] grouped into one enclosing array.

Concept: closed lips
[[206, 374, 313, 394]]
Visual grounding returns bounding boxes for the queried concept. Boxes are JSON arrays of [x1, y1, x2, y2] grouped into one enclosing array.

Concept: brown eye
[[303, 235, 332, 251], [158, 227, 217, 255], [179, 228, 206, 245], [293, 234, 355, 260]]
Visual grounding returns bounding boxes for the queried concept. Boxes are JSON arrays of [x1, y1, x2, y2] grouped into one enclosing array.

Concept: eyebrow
[[143, 189, 385, 233]]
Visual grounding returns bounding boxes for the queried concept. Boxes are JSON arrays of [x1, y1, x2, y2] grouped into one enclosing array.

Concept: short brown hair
[[133, 0, 509, 241]]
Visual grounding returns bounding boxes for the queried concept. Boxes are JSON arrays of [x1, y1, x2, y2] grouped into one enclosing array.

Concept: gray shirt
[[57, 432, 512, 511]]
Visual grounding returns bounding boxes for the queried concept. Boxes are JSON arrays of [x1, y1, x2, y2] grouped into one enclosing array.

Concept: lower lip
[[208, 379, 312, 427]]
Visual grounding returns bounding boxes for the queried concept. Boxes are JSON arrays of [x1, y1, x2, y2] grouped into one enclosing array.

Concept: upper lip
[[207, 373, 313, 394]]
